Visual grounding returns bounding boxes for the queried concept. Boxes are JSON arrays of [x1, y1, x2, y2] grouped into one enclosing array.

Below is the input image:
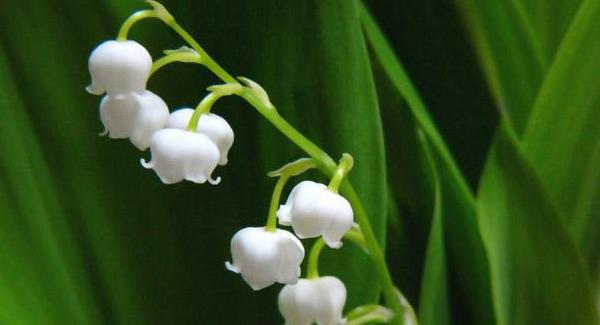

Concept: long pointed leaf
[[359, 5, 495, 324], [523, 0, 600, 285], [477, 125, 598, 325]]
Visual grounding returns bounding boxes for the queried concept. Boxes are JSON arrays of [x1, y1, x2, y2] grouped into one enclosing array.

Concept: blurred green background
[[1, 0, 598, 324]]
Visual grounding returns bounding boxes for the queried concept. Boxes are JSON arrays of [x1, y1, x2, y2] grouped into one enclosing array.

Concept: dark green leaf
[[454, 0, 545, 132], [360, 5, 495, 324]]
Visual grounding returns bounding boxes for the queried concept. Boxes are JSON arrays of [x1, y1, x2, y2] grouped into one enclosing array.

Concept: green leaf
[[523, 0, 600, 286], [454, 0, 582, 133], [359, 4, 495, 324], [251, 0, 388, 308], [518, 0, 582, 59], [453, 0, 545, 132], [417, 132, 451, 325], [477, 125, 598, 325], [0, 44, 102, 325]]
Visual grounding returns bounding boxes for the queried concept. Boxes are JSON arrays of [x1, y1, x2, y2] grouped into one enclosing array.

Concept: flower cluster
[[87, 41, 233, 184], [224, 165, 355, 325], [84, 2, 396, 324]]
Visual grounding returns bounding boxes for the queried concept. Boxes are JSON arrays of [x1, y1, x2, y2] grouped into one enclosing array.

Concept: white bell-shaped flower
[[225, 227, 304, 290], [99, 93, 138, 139], [278, 276, 347, 325], [128, 91, 170, 150], [100, 90, 169, 150], [277, 181, 353, 249], [167, 108, 234, 165], [87, 40, 152, 96], [141, 128, 221, 184]]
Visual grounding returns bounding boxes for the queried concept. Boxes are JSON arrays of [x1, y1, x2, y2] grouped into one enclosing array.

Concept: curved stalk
[[118, 8, 408, 324], [307, 238, 326, 279], [265, 175, 289, 232]]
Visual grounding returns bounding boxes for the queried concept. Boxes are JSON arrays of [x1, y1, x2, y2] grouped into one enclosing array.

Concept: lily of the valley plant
[[86, 2, 415, 324]]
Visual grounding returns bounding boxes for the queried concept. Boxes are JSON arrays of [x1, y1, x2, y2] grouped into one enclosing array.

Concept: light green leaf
[[417, 131, 451, 325], [523, 0, 600, 286], [477, 125, 598, 325]]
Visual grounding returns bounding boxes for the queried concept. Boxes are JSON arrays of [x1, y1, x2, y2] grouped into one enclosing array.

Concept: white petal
[[167, 108, 194, 130], [140, 158, 153, 169], [88, 40, 152, 96], [224, 261, 239, 273], [226, 227, 304, 290], [313, 277, 347, 325], [276, 229, 305, 284], [129, 91, 170, 150], [277, 204, 293, 226], [280, 181, 354, 248], [168, 109, 234, 166], [99, 94, 140, 139], [279, 281, 313, 325], [278, 277, 346, 325], [196, 113, 234, 165], [144, 128, 220, 184], [208, 176, 222, 185], [277, 181, 317, 226]]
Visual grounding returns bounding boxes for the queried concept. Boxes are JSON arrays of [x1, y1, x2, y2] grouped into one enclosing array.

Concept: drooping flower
[[141, 128, 221, 184], [278, 276, 347, 325], [167, 108, 234, 165], [277, 181, 353, 249], [99, 90, 169, 150], [225, 227, 304, 290], [87, 40, 152, 96]]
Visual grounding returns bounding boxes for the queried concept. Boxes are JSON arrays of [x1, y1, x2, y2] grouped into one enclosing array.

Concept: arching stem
[[307, 238, 326, 279], [265, 175, 289, 232], [117, 4, 409, 323]]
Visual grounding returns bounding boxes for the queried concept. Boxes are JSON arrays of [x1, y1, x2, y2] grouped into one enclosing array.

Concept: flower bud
[[167, 108, 234, 165], [100, 90, 169, 150], [225, 227, 304, 290], [87, 40, 152, 96], [141, 128, 221, 184], [278, 276, 347, 325], [277, 181, 353, 248]]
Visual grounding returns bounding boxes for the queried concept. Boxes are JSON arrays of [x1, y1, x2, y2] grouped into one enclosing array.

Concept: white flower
[[277, 181, 353, 248], [225, 227, 304, 290], [99, 90, 169, 150], [167, 108, 234, 165], [141, 128, 221, 184], [87, 40, 152, 96], [278, 276, 347, 325]]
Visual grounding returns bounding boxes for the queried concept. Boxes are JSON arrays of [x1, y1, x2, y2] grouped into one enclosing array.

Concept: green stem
[[238, 73, 404, 325], [118, 6, 234, 83], [167, 20, 236, 83], [307, 230, 369, 280], [117, 10, 159, 41], [123, 8, 407, 323], [328, 153, 354, 192], [151, 52, 202, 76], [307, 238, 326, 279], [265, 175, 289, 232], [344, 228, 368, 251], [341, 182, 403, 324], [187, 93, 219, 131]]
